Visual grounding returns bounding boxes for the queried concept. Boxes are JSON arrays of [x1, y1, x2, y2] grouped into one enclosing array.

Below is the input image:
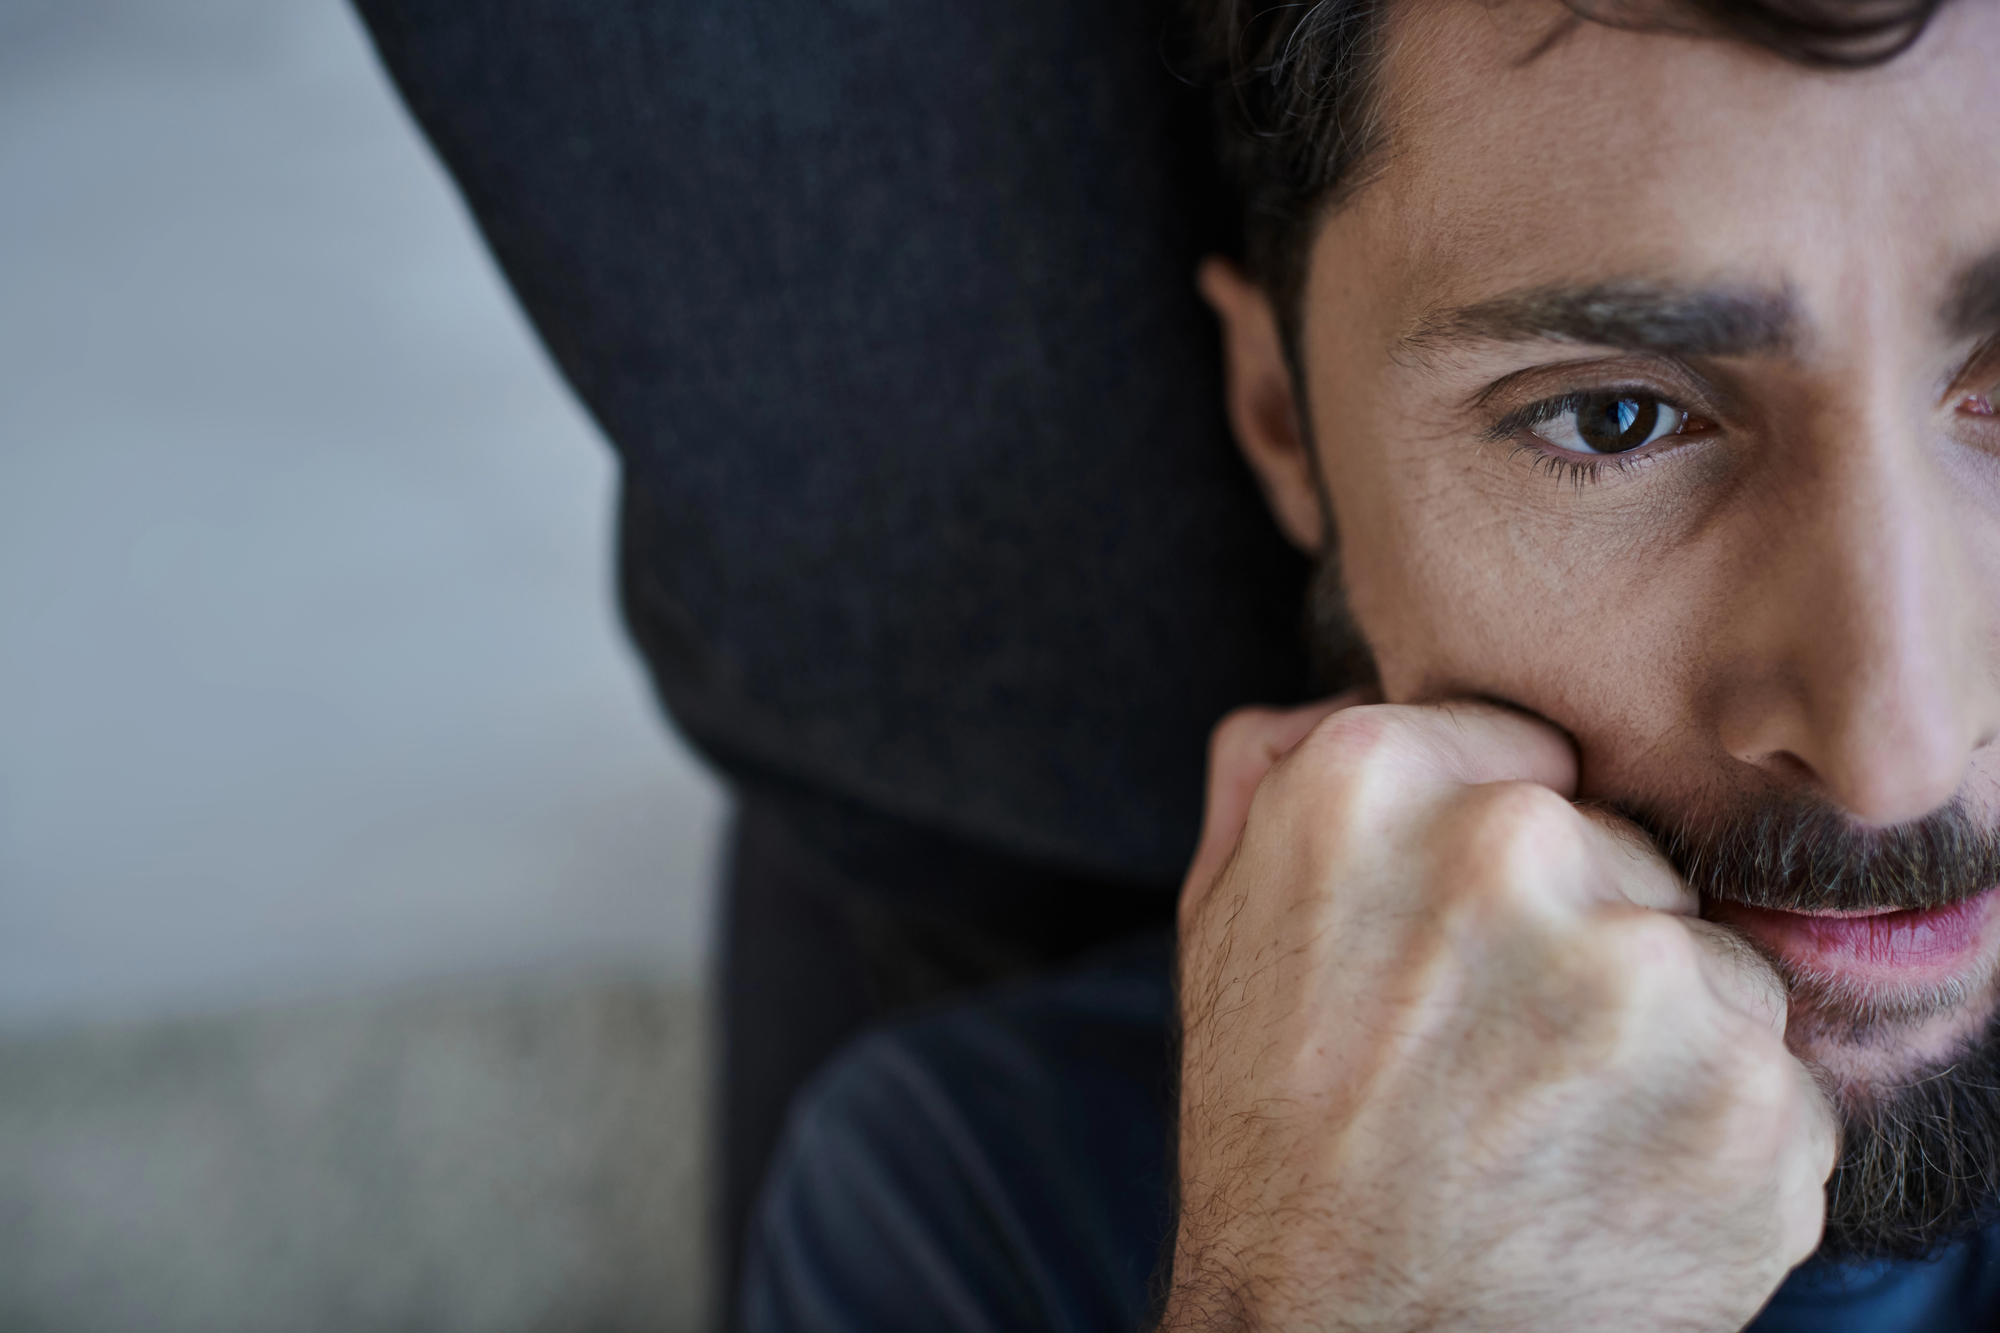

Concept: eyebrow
[[1402, 280, 1800, 360]]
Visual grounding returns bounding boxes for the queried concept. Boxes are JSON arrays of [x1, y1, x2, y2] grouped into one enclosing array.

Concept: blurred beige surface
[[0, 0, 722, 1326], [0, 981, 710, 1332]]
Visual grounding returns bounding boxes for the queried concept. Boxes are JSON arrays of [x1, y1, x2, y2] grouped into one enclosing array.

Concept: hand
[[1163, 699, 1836, 1332]]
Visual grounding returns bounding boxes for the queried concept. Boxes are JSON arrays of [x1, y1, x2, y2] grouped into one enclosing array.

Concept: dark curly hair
[[1185, 0, 1949, 344]]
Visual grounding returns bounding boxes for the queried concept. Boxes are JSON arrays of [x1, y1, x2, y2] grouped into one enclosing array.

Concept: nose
[[1715, 408, 2000, 828]]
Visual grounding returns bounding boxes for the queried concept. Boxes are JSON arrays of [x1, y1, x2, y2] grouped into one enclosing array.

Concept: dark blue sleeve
[[740, 935, 1176, 1333], [1749, 1234, 2000, 1333]]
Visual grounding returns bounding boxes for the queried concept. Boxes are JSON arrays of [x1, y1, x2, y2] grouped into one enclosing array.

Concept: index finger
[[1183, 697, 1579, 916], [1284, 698, 1579, 800]]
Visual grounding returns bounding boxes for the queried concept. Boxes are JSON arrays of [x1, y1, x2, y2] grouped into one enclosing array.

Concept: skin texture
[[1171, 701, 1830, 1329], [1172, 0, 2000, 1326]]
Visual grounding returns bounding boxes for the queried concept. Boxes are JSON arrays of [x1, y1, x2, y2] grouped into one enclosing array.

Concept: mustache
[[1615, 792, 2000, 913]]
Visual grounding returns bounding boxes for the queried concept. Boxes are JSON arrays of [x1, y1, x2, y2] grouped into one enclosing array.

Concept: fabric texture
[[742, 936, 2000, 1333], [742, 932, 1176, 1333], [718, 789, 1174, 1314], [350, 0, 1318, 888]]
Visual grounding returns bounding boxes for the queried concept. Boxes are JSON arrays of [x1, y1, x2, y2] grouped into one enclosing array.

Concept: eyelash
[[1483, 389, 1686, 488], [1477, 355, 2000, 490], [1505, 442, 1646, 488]]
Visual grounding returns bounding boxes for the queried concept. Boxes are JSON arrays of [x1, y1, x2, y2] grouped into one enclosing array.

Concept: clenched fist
[[1163, 700, 1837, 1332]]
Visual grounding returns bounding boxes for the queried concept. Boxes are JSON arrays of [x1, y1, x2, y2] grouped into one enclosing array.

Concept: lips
[[1706, 887, 2000, 988]]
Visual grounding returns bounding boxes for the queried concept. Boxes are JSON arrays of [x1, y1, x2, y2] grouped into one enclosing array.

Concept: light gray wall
[[0, 0, 721, 1019], [0, 1, 722, 1326]]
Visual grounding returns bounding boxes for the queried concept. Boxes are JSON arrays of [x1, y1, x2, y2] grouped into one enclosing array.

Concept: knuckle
[[1271, 705, 1405, 809], [1543, 926, 1675, 1049], [1514, 914, 1699, 1069], [1729, 1045, 1798, 1117], [1436, 782, 1583, 901], [1704, 1039, 1804, 1157], [1467, 781, 1579, 852], [1295, 704, 1420, 776], [1599, 911, 1699, 981], [1585, 917, 1692, 1037]]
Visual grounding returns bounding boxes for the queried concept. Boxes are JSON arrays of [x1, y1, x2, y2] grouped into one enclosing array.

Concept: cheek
[[1335, 469, 1702, 761], [1332, 469, 1581, 684]]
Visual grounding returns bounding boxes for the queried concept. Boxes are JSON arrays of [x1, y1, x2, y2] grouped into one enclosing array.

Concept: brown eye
[[1577, 394, 1672, 452], [1535, 393, 1690, 456], [1959, 389, 1997, 418]]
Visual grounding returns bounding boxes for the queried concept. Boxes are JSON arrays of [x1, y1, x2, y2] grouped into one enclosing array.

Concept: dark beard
[[1303, 550, 2000, 1261], [1304, 538, 1376, 694], [1619, 792, 2000, 1261], [1639, 791, 2000, 916], [1817, 1004, 2000, 1260]]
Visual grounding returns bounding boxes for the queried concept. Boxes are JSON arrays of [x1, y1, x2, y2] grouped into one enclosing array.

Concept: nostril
[[1743, 750, 1819, 786]]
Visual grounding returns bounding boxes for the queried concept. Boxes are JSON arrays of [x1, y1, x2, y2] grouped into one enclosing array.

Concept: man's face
[[1220, 0, 2000, 1255]]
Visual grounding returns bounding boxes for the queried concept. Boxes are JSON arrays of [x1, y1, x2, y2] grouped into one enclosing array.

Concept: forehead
[[1339, 0, 2000, 337]]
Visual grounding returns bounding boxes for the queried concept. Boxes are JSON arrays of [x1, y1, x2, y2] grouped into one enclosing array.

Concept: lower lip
[[1705, 888, 2000, 987]]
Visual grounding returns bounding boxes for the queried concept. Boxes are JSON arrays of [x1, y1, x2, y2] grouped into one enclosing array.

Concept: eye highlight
[[1476, 375, 1721, 488], [1523, 391, 1694, 455]]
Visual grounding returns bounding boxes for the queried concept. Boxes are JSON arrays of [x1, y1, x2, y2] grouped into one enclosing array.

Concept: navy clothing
[[744, 934, 1176, 1332], [744, 935, 2000, 1332], [717, 792, 1173, 1303]]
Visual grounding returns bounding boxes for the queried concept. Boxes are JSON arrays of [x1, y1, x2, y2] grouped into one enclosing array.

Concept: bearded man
[[738, 0, 2000, 1328]]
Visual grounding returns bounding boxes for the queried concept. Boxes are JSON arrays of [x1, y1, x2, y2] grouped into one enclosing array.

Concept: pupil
[[1579, 394, 1657, 453]]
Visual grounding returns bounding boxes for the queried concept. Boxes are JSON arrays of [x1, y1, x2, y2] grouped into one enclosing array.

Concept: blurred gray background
[[0, 0, 725, 1327]]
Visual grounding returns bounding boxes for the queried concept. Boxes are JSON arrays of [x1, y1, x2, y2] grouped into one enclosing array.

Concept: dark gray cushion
[[352, 0, 1315, 886]]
